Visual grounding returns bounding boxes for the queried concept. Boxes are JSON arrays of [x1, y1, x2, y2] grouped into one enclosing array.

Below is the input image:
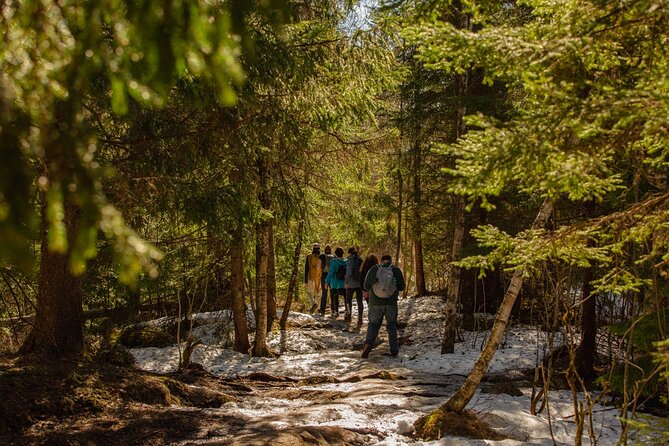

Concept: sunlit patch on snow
[[130, 295, 662, 445]]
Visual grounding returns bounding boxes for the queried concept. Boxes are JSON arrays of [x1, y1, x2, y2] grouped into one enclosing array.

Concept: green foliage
[[656, 337, 669, 399], [67, 0, 397, 315], [0, 0, 285, 281], [610, 308, 669, 352], [400, 0, 669, 293], [601, 354, 666, 402]]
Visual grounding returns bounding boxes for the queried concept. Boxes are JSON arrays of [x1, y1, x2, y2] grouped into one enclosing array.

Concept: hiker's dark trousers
[[364, 304, 399, 355]]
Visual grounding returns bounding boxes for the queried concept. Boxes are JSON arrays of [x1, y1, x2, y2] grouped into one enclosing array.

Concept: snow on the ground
[[130, 295, 662, 445]]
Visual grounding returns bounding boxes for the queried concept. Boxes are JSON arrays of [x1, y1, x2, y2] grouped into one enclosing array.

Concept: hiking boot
[[357, 317, 363, 326], [361, 343, 372, 359], [344, 313, 351, 322], [309, 303, 318, 314], [391, 351, 399, 357]]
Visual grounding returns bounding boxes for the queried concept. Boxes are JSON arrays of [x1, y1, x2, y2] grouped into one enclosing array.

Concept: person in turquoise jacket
[[324, 246, 347, 318]]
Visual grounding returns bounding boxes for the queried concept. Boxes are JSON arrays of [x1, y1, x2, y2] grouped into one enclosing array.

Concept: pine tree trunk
[[26, 198, 84, 355], [441, 9, 472, 353], [576, 201, 597, 380], [412, 141, 426, 296], [396, 144, 403, 265], [576, 267, 597, 380], [253, 222, 270, 357], [441, 197, 466, 353], [280, 220, 304, 330], [231, 222, 250, 354], [252, 153, 271, 357], [266, 224, 277, 333]]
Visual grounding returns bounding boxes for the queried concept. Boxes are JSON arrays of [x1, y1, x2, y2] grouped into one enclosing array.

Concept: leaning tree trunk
[[447, 198, 552, 412], [230, 222, 250, 354], [266, 224, 277, 333], [412, 141, 427, 296], [441, 197, 466, 353], [252, 153, 271, 357], [280, 220, 304, 330], [24, 198, 84, 355], [415, 198, 554, 438]]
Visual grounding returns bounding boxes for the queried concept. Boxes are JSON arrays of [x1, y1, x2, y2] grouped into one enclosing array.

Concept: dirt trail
[[170, 301, 466, 445], [3, 297, 469, 446]]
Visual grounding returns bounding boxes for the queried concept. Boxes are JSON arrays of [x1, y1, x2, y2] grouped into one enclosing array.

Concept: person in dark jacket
[[344, 247, 363, 324], [359, 253, 379, 294], [324, 246, 347, 318], [361, 254, 405, 358], [320, 244, 335, 317]]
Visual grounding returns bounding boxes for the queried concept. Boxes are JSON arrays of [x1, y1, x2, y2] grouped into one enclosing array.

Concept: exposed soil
[[0, 352, 389, 445], [1, 352, 519, 446]]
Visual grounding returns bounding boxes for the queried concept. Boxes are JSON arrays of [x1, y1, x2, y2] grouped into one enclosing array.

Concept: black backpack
[[350, 257, 361, 281], [335, 262, 346, 280]]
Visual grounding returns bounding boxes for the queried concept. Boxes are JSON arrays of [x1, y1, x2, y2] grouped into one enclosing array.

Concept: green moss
[[414, 409, 507, 441]]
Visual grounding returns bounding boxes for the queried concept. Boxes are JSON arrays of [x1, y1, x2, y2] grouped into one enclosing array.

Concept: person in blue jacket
[[324, 246, 347, 319]]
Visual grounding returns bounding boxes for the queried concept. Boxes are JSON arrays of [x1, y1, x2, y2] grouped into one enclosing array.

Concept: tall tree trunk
[[402, 216, 413, 299], [266, 224, 277, 333], [576, 200, 597, 380], [442, 198, 553, 412], [396, 149, 403, 266], [441, 197, 466, 353], [252, 153, 271, 357], [280, 220, 304, 330], [576, 261, 597, 381], [24, 198, 84, 355], [231, 222, 250, 354], [412, 141, 427, 296], [441, 8, 472, 353]]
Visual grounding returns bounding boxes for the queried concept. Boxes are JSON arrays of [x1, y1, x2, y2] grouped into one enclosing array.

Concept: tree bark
[[576, 265, 597, 381], [441, 8, 472, 353], [280, 220, 304, 330], [576, 200, 597, 380], [440, 198, 554, 413], [412, 141, 427, 296], [266, 224, 277, 333], [252, 153, 271, 357], [441, 197, 466, 353], [25, 198, 84, 355], [396, 144, 403, 266], [231, 222, 250, 354]]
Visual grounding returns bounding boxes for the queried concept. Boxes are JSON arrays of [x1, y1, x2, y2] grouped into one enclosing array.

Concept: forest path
[[129, 295, 538, 445], [170, 298, 466, 444]]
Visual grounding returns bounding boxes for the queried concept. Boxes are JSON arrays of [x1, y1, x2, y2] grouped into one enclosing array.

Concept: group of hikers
[[304, 243, 406, 358]]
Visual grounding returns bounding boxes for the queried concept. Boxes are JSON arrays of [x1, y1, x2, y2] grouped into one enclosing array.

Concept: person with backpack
[[360, 254, 406, 358], [324, 246, 347, 318], [344, 247, 363, 324], [320, 244, 335, 317], [304, 243, 326, 314], [359, 253, 380, 295]]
